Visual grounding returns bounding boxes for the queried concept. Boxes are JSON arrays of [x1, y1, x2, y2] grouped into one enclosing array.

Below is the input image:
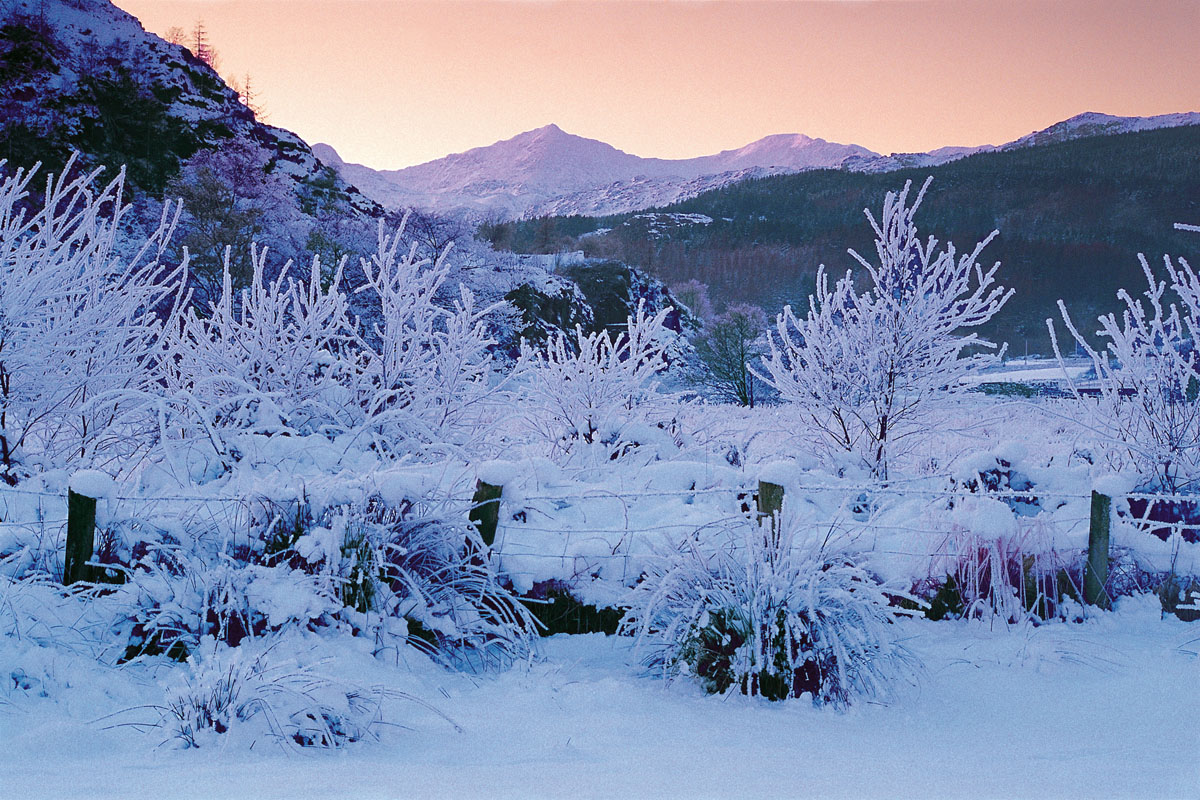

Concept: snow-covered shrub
[[928, 502, 1078, 622], [1158, 573, 1200, 621], [758, 178, 1011, 480], [297, 497, 537, 670], [352, 220, 499, 457], [516, 301, 673, 461], [1050, 227, 1200, 493], [0, 156, 186, 481], [622, 514, 918, 707], [158, 248, 356, 450], [158, 640, 449, 749], [950, 446, 1040, 515], [120, 550, 338, 662], [154, 216, 500, 470]]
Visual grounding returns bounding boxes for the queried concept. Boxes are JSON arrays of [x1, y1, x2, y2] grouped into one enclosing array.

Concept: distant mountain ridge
[[316, 111, 1200, 220], [316, 125, 879, 219]]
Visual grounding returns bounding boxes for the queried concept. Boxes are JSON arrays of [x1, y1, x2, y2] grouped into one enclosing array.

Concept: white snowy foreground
[[3, 594, 1197, 800]]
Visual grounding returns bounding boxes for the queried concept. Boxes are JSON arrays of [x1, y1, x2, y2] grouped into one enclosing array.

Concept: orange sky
[[113, 0, 1200, 170]]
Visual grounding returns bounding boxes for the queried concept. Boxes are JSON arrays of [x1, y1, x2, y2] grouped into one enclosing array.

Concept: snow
[[68, 469, 115, 499], [476, 459, 521, 487], [2, 597, 1198, 799], [6, 7, 1200, 789], [320, 113, 1200, 219]]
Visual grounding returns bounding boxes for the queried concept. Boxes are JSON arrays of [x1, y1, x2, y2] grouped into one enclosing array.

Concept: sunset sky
[[113, 0, 1200, 170]]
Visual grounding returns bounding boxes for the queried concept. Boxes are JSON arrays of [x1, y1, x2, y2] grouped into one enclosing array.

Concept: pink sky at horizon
[[113, 0, 1200, 171]]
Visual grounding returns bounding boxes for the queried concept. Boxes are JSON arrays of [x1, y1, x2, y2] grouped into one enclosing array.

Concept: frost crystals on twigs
[[758, 177, 1011, 480]]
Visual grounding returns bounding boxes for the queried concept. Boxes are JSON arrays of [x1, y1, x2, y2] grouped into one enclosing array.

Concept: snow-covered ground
[[3, 595, 1196, 799], [971, 358, 1092, 384]]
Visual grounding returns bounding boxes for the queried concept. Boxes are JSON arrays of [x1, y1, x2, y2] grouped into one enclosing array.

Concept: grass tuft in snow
[[622, 513, 920, 707]]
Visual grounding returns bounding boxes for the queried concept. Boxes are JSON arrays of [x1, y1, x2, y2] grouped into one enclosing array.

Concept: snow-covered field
[[3, 391, 1199, 799], [3, 115, 1200, 800], [4, 596, 1197, 799]]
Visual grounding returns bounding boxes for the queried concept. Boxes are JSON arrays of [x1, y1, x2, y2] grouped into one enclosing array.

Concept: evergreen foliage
[[502, 126, 1200, 352]]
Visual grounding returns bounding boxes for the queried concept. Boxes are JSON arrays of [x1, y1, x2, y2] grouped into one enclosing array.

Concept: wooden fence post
[[469, 481, 503, 548], [1084, 490, 1112, 609], [63, 489, 98, 585], [757, 480, 784, 543]]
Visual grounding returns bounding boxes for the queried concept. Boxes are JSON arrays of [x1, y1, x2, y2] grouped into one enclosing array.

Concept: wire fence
[[1, 472, 1196, 588]]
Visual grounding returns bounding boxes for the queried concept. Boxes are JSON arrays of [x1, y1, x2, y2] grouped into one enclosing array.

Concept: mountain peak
[[311, 143, 343, 166], [319, 110, 1200, 220], [1007, 110, 1200, 149]]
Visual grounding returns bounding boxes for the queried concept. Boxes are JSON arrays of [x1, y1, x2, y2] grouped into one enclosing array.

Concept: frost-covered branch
[[757, 178, 1011, 479], [516, 301, 672, 461], [1050, 227, 1200, 492], [0, 156, 187, 481]]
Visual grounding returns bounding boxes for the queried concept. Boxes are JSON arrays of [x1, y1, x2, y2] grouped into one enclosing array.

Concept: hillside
[[493, 124, 1200, 353], [317, 112, 1200, 222], [315, 125, 883, 219], [0, 0, 692, 361], [0, 0, 376, 215]]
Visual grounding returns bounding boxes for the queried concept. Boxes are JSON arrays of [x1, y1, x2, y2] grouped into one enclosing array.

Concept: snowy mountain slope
[[315, 126, 878, 219], [846, 111, 1200, 173], [318, 111, 1200, 219], [0, 0, 379, 217], [1001, 110, 1200, 150]]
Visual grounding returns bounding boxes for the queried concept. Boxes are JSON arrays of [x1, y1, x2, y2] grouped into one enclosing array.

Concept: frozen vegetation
[[1, 5, 1198, 793], [1, 144, 1198, 799]]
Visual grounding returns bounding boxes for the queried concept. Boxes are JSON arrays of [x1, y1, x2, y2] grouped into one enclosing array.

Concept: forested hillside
[[492, 125, 1200, 352]]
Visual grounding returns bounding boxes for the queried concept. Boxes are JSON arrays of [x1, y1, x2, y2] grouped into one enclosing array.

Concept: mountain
[[494, 124, 1200, 355], [0, 0, 693, 363], [315, 125, 879, 219], [318, 112, 1200, 220], [1002, 111, 1200, 150], [0, 0, 377, 218]]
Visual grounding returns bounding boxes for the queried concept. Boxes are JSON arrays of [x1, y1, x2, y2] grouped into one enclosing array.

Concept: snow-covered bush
[[157, 640, 452, 749], [120, 549, 338, 662], [950, 446, 1040, 515], [622, 514, 918, 707], [758, 178, 1011, 480], [294, 497, 537, 670], [516, 301, 673, 461], [352, 221, 498, 457], [154, 215, 501, 470], [926, 500, 1078, 622], [0, 156, 186, 480], [1050, 227, 1200, 493], [158, 248, 356, 450]]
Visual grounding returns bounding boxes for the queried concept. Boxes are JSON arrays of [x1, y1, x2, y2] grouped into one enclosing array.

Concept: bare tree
[[167, 141, 293, 304], [671, 279, 715, 323], [229, 72, 265, 120], [388, 208, 466, 263], [1050, 225, 1200, 493], [190, 19, 219, 71], [757, 178, 1011, 479], [695, 303, 767, 407]]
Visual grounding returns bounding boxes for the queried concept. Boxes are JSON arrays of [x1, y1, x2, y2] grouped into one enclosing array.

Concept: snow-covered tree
[[158, 247, 356, 452], [516, 301, 672, 460], [352, 219, 498, 456], [0, 156, 186, 480], [155, 216, 499, 468], [1050, 225, 1200, 493], [757, 178, 1011, 479]]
